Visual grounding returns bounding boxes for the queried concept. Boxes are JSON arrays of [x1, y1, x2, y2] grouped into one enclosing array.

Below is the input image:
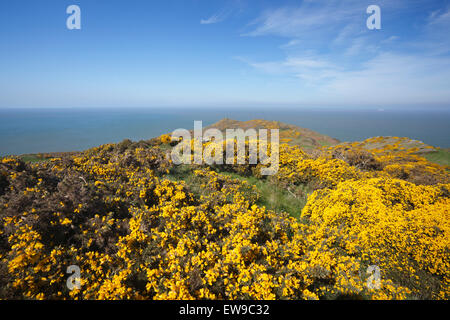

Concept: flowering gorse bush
[[0, 133, 448, 300]]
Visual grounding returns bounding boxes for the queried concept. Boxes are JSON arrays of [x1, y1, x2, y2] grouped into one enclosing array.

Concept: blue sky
[[0, 0, 449, 109]]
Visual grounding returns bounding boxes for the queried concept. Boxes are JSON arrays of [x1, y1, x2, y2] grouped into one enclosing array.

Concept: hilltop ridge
[[14, 118, 450, 167], [205, 118, 340, 150]]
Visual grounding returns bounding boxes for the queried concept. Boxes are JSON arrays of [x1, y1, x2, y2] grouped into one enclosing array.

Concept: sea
[[0, 107, 449, 156]]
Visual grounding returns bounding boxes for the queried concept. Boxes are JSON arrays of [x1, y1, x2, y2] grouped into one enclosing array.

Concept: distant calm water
[[0, 107, 449, 156]]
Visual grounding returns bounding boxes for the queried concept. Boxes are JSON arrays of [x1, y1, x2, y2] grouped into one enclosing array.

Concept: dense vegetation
[[0, 120, 449, 300]]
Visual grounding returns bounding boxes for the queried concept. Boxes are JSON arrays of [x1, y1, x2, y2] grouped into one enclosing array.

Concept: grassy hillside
[[423, 149, 450, 167], [205, 118, 340, 150], [19, 152, 81, 164]]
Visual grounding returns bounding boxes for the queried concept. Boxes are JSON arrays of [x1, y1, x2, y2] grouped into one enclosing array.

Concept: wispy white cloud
[[200, 13, 225, 25], [381, 35, 399, 44], [241, 52, 450, 105], [332, 23, 360, 46], [428, 8, 450, 25], [280, 39, 302, 49], [200, 3, 238, 25], [324, 53, 450, 104], [344, 37, 378, 56], [238, 55, 341, 86], [243, 0, 368, 38], [418, 7, 450, 55], [236, 0, 450, 105]]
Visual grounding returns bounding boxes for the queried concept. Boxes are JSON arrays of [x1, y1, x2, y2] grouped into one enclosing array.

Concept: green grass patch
[[165, 164, 206, 199], [19, 154, 50, 163], [166, 165, 310, 219], [218, 171, 309, 220], [423, 149, 450, 167]]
